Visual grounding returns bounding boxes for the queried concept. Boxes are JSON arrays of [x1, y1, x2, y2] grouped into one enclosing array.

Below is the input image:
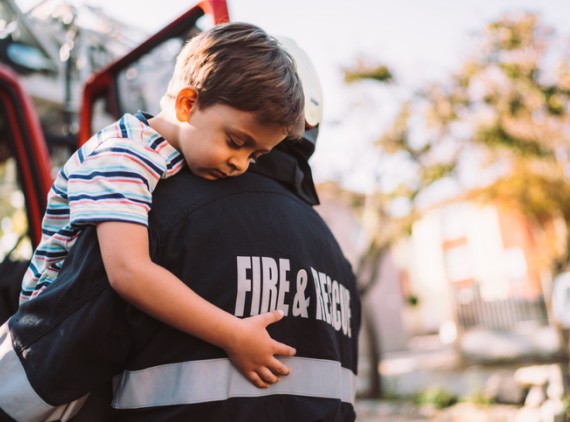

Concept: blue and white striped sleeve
[[67, 139, 167, 227]]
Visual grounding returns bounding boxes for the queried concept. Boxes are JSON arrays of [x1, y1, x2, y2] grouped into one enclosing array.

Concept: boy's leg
[[0, 226, 135, 421], [0, 258, 26, 324]]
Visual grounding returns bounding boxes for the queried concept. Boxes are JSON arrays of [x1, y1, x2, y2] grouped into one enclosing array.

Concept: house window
[[444, 244, 472, 283], [504, 247, 527, 283], [441, 203, 468, 240]]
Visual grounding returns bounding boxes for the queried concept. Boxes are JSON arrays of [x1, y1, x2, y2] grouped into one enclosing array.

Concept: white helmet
[[250, 35, 321, 205], [277, 36, 323, 131]]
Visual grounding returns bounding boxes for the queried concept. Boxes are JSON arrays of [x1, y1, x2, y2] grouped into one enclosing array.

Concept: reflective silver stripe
[[0, 322, 88, 421], [113, 356, 356, 409]]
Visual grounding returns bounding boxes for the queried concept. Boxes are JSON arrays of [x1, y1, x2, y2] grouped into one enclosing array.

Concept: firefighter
[[0, 37, 360, 422]]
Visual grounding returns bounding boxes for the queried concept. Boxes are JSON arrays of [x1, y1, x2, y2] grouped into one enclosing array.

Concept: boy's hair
[[161, 22, 305, 140]]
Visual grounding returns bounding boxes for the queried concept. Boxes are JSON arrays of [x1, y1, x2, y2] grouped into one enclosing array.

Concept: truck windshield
[[0, 114, 32, 264], [0, 1, 56, 74]]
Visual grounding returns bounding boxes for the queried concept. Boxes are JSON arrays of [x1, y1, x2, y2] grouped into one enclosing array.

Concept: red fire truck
[[0, 0, 230, 321]]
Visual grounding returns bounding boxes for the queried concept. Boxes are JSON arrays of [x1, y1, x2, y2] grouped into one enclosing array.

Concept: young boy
[[19, 22, 305, 389]]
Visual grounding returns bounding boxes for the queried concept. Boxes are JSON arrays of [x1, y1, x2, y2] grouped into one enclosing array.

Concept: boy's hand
[[225, 310, 296, 388]]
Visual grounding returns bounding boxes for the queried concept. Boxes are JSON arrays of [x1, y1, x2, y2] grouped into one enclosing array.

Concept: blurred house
[[315, 182, 408, 354], [316, 182, 562, 360]]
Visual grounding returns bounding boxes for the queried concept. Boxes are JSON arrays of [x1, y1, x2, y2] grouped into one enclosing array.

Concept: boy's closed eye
[[227, 136, 244, 149], [227, 136, 269, 163]]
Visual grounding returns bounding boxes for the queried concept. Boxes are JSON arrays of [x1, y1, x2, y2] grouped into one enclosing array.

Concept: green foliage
[[476, 122, 553, 158], [487, 13, 541, 51], [506, 93, 524, 115], [419, 163, 456, 185], [561, 395, 570, 415], [463, 390, 496, 407], [485, 170, 570, 222], [414, 386, 458, 409], [344, 64, 392, 84], [542, 85, 569, 115], [405, 294, 419, 307], [347, 10, 570, 280], [376, 103, 410, 153]]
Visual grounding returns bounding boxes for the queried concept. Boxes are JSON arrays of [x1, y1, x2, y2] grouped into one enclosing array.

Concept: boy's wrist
[[211, 312, 243, 352]]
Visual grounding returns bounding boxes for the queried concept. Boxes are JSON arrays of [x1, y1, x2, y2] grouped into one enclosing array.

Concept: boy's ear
[[175, 87, 198, 122]]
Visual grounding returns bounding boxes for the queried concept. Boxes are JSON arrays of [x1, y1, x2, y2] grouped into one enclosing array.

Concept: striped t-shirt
[[20, 112, 185, 302]]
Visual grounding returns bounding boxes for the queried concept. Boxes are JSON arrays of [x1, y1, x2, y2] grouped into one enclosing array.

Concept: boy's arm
[[96, 221, 296, 388]]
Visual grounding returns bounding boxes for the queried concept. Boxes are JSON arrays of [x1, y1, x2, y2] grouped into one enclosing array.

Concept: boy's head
[[161, 22, 305, 141]]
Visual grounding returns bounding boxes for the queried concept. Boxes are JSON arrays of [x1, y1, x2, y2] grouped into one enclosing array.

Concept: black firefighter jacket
[[0, 168, 361, 422]]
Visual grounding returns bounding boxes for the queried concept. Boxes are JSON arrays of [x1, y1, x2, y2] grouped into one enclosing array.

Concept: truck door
[[79, 0, 229, 141], [0, 64, 52, 321], [0, 0, 230, 322]]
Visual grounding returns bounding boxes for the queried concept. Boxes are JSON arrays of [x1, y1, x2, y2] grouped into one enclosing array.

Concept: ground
[[354, 334, 569, 421]]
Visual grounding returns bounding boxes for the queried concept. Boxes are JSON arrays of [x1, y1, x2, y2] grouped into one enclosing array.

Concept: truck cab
[[0, 64, 52, 318], [0, 0, 229, 321]]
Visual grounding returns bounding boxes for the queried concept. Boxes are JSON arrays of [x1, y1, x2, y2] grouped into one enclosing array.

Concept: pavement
[[352, 333, 566, 421], [354, 400, 520, 421]]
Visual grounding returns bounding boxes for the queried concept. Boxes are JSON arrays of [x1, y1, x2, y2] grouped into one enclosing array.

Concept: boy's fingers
[[247, 372, 269, 389], [269, 359, 291, 376], [258, 367, 280, 385], [272, 340, 296, 357], [257, 309, 285, 327]]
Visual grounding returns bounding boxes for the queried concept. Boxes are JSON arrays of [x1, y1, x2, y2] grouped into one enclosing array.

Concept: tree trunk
[[356, 245, 387, 399]]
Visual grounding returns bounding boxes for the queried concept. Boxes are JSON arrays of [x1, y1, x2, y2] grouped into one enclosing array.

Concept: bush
[[414, 387, 458, 409]]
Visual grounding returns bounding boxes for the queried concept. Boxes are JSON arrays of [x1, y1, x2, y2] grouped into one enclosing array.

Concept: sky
[[20, 0, 570, 192]]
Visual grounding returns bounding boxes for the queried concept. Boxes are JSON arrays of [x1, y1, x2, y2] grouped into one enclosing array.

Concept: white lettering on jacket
[[235, 256, 352, 338]]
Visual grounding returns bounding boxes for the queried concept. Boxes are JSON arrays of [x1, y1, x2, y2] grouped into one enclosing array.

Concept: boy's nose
[[228, 154, 249, 175]]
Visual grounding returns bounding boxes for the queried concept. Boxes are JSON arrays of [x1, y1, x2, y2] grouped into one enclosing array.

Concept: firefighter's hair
[[160, 22, 305, 140]]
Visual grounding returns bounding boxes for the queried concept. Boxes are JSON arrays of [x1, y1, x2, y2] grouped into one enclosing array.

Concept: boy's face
[[172, 88, 286, 180]]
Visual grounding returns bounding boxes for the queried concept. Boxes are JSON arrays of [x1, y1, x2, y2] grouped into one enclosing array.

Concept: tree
[[345, 11, 570, 397], [351, 11, 570, 287], [424, 12, 570, 270]]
